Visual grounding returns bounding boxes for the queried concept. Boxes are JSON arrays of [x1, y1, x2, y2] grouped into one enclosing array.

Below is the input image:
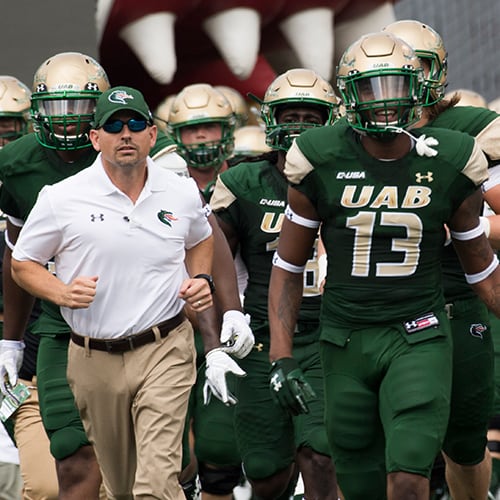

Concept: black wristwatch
[[194, 273, 216, 294]]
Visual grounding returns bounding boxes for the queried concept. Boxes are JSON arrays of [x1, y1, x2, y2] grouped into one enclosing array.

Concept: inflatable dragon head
[[97, 0, 398, 109]]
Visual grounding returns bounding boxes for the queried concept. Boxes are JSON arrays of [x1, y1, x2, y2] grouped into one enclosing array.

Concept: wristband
[[465, 254, 499, 284], [272, 252, 306, 273], [450, 222, 483, 241], [194, 273, 216, 294], [285, 205, 320, 229]]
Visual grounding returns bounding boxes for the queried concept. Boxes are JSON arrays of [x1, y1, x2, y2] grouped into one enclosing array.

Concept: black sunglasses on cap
[[102, 118, 149, 133]]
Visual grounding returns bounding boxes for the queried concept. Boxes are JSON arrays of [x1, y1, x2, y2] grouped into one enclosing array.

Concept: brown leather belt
[[70, 311, 184, 353]]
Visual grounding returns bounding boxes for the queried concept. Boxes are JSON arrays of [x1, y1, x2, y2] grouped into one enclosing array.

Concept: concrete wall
[[0, 1, 97, 87], [395, 0, 500, 103]]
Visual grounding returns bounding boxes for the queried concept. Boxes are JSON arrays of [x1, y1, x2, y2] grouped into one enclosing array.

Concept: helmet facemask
[[339, 69, 423, 137], [31, 92, 98, 150], [415, 51, 447, 106], [173, 119, 235, 169], [0, 117, 29, 146], [167, 84, 236, 168], [262, 101, 336, 151]]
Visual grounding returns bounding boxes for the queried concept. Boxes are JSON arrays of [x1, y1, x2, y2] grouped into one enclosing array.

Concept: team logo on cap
[[108, 89, 134, 104]]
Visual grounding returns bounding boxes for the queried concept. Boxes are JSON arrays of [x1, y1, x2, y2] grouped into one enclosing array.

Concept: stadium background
[[1, 0, 498, 103]]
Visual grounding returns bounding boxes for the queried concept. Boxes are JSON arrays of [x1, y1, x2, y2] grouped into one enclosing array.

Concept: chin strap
[[385, 126, 439, 157]]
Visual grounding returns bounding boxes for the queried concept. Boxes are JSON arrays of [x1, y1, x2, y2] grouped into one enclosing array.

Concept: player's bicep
[[448, 189, 483, 233], [288, 185, 319, 221], [277, 187, 319, 266]]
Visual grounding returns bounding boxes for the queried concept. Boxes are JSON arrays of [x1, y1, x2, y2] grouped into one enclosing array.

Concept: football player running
[[268, 32, 500, 499], [168, 83, 254, 500], [384, 19, 500, 500], [210, 68, 339, 500]]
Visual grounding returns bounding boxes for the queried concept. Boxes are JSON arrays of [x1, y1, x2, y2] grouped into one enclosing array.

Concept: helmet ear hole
[[30, 52, 110, 151]]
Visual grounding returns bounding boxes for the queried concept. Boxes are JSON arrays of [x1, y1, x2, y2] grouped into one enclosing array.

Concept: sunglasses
[[102, 118, 149, 133]]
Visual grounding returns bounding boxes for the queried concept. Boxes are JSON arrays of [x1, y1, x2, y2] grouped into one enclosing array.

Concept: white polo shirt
[[13, 155, 211, 338]]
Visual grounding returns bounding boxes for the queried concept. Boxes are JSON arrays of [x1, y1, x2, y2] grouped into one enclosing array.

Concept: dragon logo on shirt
[[470, 323, 487, 339], [157, 210, 178, 227]]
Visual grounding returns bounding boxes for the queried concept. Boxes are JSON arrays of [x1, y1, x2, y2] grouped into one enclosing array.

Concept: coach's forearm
[[11, 258, 65, 306]]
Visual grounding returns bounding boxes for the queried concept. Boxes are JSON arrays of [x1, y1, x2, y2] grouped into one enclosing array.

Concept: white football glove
[[203, 348, 246, 406], [219, 310, 255, 359], [0, 339, 25, 395]]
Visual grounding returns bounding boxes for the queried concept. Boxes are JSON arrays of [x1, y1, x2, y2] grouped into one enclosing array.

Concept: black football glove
[[269, 357, 316, 416]]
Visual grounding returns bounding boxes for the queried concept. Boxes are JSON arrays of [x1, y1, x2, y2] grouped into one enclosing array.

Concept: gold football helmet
[[167, 83, 236, 168], [383, 20, 447, 106], [31, 52, 110, 150], [232, 125, 271, 157], [214, 85, 249, 128], [0, 76, 31, 145], [259, 68, 339, 151], [153, 94, 176, 133], [336, 32, 423, 136]]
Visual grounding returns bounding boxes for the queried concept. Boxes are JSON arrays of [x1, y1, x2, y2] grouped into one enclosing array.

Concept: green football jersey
[[288, 121, 486, 327], [150, 128, 176, 157], [211, 159, 321, 326], [430, 106, 500, 154], [0, 134, 99, 334], [429, 105, 500, 301]]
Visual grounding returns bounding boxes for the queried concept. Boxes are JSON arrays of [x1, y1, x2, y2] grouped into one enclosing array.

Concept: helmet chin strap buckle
[[384, 126, 439, 157]]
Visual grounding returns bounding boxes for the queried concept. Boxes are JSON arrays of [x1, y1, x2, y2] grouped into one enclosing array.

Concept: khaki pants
[[15, 378, 58, 500], [67, 319, 196, 500]]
